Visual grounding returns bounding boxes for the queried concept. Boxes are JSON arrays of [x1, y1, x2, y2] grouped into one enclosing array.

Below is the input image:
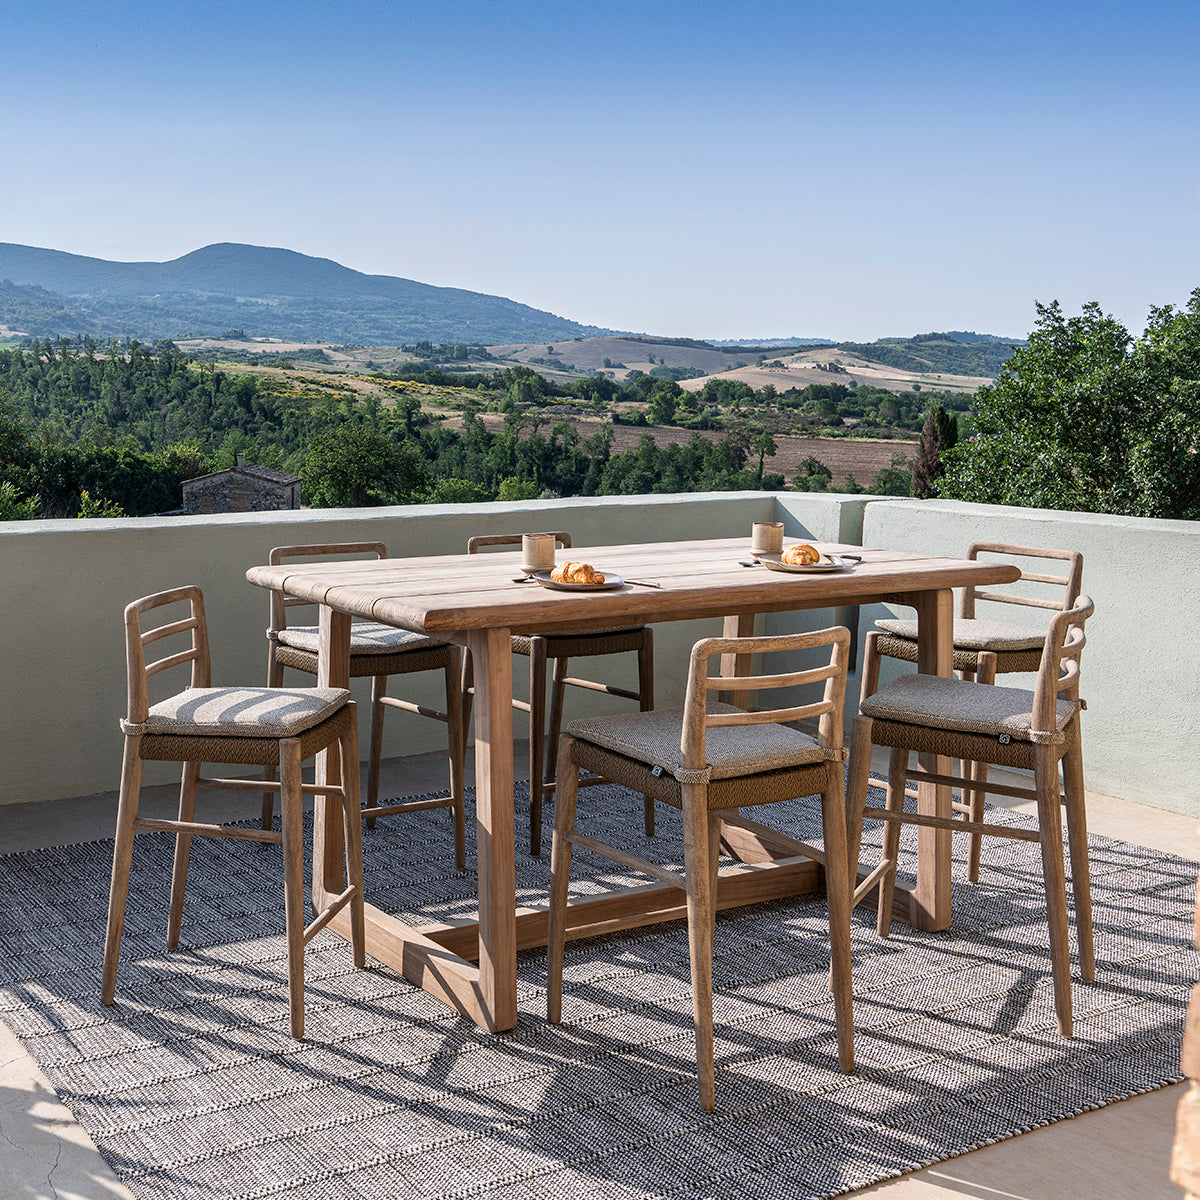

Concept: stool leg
[[546, 736, 579, 1024], [1061, 734, 1095, 982], [877, 747, 908, 938], [638, 629, 656, 837], [338, 708, 366, 968], [261, 647, 285, 829], [965, 653, 997, 881], [820, 766, 855, 1075], [1034, 743, 1073, 1037], [682, 784, 717, 1112], [445, 648, 467, 871], [845, 714, 875, 885], [166, 760, 201, 950], [366, 675, 386, 830], [545, 656, 569, 789], [860, 631, 883, 705], [102, 736, 144, 1005], [528, 638, 548, 856], [280, 737, 306, 1039]]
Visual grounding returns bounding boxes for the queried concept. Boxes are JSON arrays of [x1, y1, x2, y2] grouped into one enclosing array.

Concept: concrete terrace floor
[[0, 745, 1195, 1200]]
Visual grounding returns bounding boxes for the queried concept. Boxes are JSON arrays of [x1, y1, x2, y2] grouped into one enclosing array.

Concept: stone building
[[182, 454, 301, 514]]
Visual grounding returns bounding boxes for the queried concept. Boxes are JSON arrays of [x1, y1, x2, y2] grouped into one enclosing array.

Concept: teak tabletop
[[247, 537, 1020, 1032]]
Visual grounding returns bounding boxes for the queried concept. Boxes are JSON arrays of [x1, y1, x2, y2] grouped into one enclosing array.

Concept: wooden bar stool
[[262, 542, 466, 868], [547, 626, 856, 1111], [847, 594, 1095, 1037], [463, 531, 654, 855], [861, 543, 1083, 880], [102, 585, 366, 1040]]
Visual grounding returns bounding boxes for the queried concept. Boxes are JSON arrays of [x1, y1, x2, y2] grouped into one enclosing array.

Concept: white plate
[[532, 570, 626, 591], [762, 556, 853, 574]]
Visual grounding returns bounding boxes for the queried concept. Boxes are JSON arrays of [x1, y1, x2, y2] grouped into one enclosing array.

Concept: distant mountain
[[0, 242, 616, 344]]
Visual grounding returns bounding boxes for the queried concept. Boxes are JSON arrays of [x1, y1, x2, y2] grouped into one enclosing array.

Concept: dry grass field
[[467, 413, 914, 487]]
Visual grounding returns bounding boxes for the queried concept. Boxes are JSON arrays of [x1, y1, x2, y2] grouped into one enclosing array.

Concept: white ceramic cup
[[751, 521, 784, 555], [521, 532, 557, 574]]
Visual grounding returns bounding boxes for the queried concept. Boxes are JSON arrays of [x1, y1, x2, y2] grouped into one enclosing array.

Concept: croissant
[[551, 560, 605, 584], [781, 543, 821, 566]]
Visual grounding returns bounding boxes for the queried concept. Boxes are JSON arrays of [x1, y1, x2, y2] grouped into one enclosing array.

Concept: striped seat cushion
[[277, 623, 440, 655], [874, 617, 1046, 652], [568, 702, 828, 781], [141, 687, 350, 737], [860, 674, 1075, 742]]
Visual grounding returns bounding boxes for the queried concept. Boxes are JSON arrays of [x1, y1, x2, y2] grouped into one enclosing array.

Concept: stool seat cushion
[[568, 702, 827, 781], [141, 687, 350, 738], [278, 623, 440, 656], [860, 674, 1075, 742], [874, 616, 1046, 652]]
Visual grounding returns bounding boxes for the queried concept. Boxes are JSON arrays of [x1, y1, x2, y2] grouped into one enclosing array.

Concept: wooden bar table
[[247, 538, 1019, 1033]]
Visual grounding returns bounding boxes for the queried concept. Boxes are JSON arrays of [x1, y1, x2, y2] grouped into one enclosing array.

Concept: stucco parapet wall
[[3, 492, 1191, 814]]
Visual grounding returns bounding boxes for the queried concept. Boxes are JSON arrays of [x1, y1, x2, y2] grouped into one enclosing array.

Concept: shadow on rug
[[0, 781, 1194, 1200]]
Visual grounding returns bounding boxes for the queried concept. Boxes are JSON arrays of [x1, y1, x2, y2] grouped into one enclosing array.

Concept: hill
[[832, 332, 1021, 377], [0, 242, 615, 345]]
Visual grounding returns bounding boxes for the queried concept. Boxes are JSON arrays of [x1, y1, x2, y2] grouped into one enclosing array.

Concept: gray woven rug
[[0, 781, 1194, 1200]]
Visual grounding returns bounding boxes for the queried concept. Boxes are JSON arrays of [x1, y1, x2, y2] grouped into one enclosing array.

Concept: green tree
[[77, 489, 127, 518], [911, 403, 958, 498], [869, 453, 913, 497], [496, 476, 541, 501], [0, 480, 38, 520], [941, 292, 1200, 518], [304, 424, 427, 508], [752, 430, 777, 485]]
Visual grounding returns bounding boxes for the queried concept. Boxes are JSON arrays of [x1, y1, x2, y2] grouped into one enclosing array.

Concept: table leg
[[314, 606, 352, 911], [717, 611, 756, 707], [464, 626, 518, 1033], [911, 587, 953, 931]]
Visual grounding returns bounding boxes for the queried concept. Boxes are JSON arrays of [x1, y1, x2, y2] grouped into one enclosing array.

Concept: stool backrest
[[1031, 594, 1094, 735], [465, 531, 572, 553], [266, 542, 387, 634], [961, 543, 1083, 620], [124, 586, 211, 725], [680, 627, 851, 773]]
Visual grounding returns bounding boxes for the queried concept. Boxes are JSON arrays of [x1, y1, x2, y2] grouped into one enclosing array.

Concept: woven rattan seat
[[874, 616, 1046, 652], [464, 532, 654, 855], [846, 593, 1095, 1039], [567, 702, 828, 780], [862, 543, 1084, 881], [859, 674, 1076, 745], [102, 586, 365, 1040], [548, 626, 856, 1112], [263, 543, 465, 865], [276, 623, 440, 655], [138, 685, 349, 737]]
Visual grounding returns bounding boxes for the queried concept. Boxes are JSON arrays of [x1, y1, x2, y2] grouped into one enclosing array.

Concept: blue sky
[[4, 1, 1198, 340]]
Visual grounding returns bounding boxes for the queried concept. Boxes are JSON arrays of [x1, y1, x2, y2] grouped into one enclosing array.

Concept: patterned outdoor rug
[[0, 781, 1194, 1200]]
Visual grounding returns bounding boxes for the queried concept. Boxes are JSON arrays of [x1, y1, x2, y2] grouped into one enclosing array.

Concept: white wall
[[1, 492, 1193, 817]]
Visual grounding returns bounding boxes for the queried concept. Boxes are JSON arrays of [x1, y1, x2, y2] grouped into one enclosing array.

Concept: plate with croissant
[[533, 561, 626, 591], [762, 543, 854, 574]]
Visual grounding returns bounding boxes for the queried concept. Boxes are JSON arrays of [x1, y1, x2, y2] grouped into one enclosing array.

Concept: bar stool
[[102, 585, 365, 1039], [463, 531, 654, 855], [262, 542, 466, 867]]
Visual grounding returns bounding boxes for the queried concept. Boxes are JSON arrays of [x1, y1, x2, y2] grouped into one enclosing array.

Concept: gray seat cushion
[[874, 616, 1046, 652], [860, 674, 1075, 742], [144, 687, 350, 737], [277, 623, 440, 655], [568, 702, 828, 781]]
